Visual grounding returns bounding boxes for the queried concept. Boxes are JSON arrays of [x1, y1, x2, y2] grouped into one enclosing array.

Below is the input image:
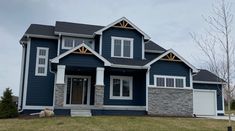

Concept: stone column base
[[55, 84, 65, 107], [94, 85, 104, 107]]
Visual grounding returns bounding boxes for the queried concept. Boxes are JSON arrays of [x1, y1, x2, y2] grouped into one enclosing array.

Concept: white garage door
[[193, 90, 217, 116]]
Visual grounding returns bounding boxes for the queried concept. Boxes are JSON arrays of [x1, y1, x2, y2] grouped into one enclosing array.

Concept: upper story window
[[35, 47, 49, 76], [62, 37, 94, 50], [154, 75, 186, 88], [111, 36, 133, 58]]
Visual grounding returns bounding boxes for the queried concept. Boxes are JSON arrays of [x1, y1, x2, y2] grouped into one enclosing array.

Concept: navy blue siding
[[145, 52, 160, 60], [193, 83, 223, 111], [149, 60, 190, 87], [94, 35, 100, 53], [102, 27, 143, 60], [59, 54, 104, 68], [104, 68, 146, 106], [54, 109, 71, 116], [91, 110, 146, 116], [26, 38, 57, 106]]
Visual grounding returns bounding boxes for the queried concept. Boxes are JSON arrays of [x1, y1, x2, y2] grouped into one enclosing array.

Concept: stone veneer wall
[[148, 87, 193, 116], [55, 84, 65, 107], [95, 85, 104, 107]]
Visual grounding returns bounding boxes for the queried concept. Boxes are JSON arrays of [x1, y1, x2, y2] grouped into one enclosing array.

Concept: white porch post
[[55, 65, 66, 107], [95, 67, 105, 107], [56, 65, 66, 84]]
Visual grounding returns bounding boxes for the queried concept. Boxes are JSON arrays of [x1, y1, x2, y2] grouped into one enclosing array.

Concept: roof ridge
[[30, 23, 54, 27], [56, 21, 104, 27]]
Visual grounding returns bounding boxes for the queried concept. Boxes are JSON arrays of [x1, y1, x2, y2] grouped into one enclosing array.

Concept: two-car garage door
[[193, 90, 217, 116]]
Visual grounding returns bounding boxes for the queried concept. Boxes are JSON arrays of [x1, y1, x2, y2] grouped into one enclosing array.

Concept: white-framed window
[[110, 76, 133, 100], [35, 47, 49, 76], [62, 37, 94, 50], [154, 75, 186, 88], [111, 36, 133, 58]]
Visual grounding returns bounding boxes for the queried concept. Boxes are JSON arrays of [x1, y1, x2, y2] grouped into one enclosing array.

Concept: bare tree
[[190, 0, 234, 129]]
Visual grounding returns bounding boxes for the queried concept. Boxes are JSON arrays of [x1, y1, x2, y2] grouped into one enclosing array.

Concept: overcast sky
[[0, 0, 234, 96]]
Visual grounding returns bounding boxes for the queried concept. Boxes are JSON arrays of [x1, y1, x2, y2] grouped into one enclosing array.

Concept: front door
[[65, 76, 91, 105]]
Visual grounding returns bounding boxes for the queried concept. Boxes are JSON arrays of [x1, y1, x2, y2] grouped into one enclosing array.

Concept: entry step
[[71, 109, 92, 117]]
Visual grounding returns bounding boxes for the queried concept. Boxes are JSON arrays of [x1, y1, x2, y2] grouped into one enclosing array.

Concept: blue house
[[18, 17, 225, 116]]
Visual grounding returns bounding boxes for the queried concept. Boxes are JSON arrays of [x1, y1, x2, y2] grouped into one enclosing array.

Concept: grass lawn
[[0, 116, 233, 131]]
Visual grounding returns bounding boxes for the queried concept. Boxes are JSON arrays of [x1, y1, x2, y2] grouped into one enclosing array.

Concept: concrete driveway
[[198, 115, 235, 121]]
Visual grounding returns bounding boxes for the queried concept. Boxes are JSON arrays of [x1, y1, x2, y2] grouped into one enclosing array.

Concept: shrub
[[0, 88, 18, 118]]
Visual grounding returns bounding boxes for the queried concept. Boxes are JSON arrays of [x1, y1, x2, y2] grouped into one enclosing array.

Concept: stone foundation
[[55, 84, 65, 107], [148, 87, 193, 116], [94, 85, 104, 107]]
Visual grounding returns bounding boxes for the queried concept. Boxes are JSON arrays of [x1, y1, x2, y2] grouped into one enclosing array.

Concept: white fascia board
[[24, 34, 58, 39], [193, 80, 226, 85], [94, 17, 151, 40], [54, 31, 94, 38], [50, 43, 111, 66], [145, 49, 199, 73], [111, 64, 149, 69]]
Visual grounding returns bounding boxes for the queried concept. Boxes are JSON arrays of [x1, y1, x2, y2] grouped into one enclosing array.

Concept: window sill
[[149, 86, 192, 90], [110, 96, 133, 100]]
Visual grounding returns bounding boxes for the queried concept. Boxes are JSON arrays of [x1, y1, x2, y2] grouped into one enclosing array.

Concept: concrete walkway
[[198, 115, 235, 121]]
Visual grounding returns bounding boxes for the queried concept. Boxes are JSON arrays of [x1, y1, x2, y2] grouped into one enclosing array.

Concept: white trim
[[99, 35, 102, 55], [35, 47, 49, 76], [154, 75, 187, 88], [22, 38, 31, 109], [110, 76, 133, 100], [111, 36, 134, 59], [54, 31, 94, 38], [146, 68, 150, 111], [222, 87, 225, 113], [217, 110, 225, 114], [193, 89, 217, 116], [57, 34, 61, 56], [102, 105, 146, 110], [50, 43, 111, 66], [193, 80, 226, 85], [142, 36, 145, 59], [110, 64, 149, 69], [148, 86, 193, 90], [23, 106, 54, 110], [189, 69, 193, 88], [64, 75, 91, 106], [56, 65, 66, 84], [145, 49, 198, 73], [95, 17, 151, 40], [96, 67, 105, 86], [145, 50, 165, 53], [24, 34, 58, 39], [18, 45, 26, 109], [53, 73, 57, 107]]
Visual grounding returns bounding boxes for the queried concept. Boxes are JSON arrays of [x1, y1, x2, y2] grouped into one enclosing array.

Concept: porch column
[[95, 67, 105, 107], [55, 65, 66, 107]]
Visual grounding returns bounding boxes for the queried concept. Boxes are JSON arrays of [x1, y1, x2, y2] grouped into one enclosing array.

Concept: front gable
[[50, 43, 111, 66]]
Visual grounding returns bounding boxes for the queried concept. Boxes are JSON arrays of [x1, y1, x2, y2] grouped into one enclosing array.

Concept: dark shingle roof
[[107, 58, 150, 66], [55, 21, 104, 36], [193, 69, 225, 82], [25, 24, 55, 37], [145, 40, 166, 52]]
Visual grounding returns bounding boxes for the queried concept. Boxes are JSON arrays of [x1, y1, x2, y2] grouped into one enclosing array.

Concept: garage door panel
[[193, 90, 216, 116]]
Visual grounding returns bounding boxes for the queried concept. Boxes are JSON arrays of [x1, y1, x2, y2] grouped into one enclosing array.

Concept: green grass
[[0, 116, 233, 131]]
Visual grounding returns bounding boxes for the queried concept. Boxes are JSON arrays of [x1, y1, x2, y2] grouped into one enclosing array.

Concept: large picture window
[[111, 36, 133, 58], [110, 76, 133, 100], [154, 75, 186, 88], [35, 47, 49, 76]]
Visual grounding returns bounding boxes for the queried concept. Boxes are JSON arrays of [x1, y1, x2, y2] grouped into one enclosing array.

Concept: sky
[[0, 0, 234, 96]]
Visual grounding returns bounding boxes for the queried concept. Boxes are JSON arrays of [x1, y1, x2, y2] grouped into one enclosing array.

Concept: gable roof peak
[[95, 17, 151, 40]]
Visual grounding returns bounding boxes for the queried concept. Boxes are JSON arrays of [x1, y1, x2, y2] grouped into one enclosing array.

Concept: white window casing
[[154, 75, 186, 88], [35, 47, 49, 76], [62, 37, 95, 50], [110, 76, 133, 100], [111, 36, 133, 59]]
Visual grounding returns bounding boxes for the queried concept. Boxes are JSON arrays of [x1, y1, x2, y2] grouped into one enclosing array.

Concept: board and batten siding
[[149, 60, 191, 87], [102, 27, 143, 60], [193, 83, 223, 111], [26, 38, 58, 106], [103, 68, 146, 106]]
